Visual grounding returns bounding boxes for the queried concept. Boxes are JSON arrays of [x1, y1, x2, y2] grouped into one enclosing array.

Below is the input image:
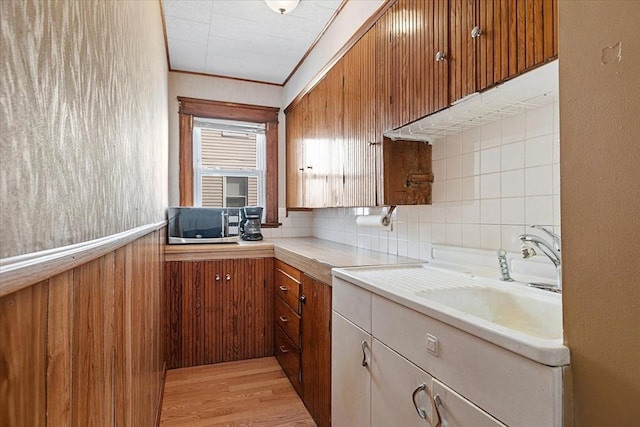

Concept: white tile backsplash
[[311, 102, 560, 257]]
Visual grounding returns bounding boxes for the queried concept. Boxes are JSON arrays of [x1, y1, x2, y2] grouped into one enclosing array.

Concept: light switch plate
[[426, 333, 439, 356]]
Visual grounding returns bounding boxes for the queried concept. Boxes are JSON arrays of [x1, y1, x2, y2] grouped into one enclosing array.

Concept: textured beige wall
[[0, 0, 168, 258], [559, 1, 640, 424], [167, 72, 282, 207]]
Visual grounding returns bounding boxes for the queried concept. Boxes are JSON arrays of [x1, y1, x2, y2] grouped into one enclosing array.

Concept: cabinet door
[[221, 258, 273, 362], [301, 275, 332, 427], [332, 312, 371, 427], [381, 138, 433, 206], [164, 258, 273, 369], [476, 0, 558, 92], [286, 96, 307, 208], [342, 28, 377, 208], [371, 339, 433, 427], [165, 260, 222, 368], [449, 0, 477, 103], [432, 378, 505, 427], [323, 62, 344, 208]]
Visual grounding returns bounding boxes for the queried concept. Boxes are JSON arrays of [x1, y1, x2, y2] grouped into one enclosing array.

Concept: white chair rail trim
[[0, 221, 166, 298]]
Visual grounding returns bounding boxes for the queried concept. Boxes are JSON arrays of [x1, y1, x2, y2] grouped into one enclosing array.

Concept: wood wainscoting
[[0, 226, 166, 426]]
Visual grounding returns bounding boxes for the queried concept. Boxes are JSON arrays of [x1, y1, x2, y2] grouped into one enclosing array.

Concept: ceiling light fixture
[[265, 0, 300, 15]]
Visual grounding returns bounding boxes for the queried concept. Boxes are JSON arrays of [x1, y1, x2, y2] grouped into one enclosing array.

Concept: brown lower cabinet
[[164, 258, 274, 369], [274, 260, 332, 427]]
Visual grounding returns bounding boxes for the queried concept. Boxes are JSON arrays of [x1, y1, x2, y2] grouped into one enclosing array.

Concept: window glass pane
[[201, 176, 223, 207], [201, 128, 256, 170]]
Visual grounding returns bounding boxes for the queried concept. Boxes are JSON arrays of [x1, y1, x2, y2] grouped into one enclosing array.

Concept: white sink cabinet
[[332, 276, 562, 427]]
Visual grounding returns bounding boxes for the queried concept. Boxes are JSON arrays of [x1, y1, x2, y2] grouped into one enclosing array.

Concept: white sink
[[416, 286, 562, 340], [331, 263, 569, 366]]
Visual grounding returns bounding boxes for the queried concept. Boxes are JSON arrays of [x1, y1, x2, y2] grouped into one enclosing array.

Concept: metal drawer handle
[[279, 315, 289, 323], [361, 340, 369, 367], [435, 51, 446, 61], [412, 383, 428, 419], [279, 345, 289, 353], [279, 285, 288, 292], [471, 25, 483, 38], [434, 394, 447, 427]]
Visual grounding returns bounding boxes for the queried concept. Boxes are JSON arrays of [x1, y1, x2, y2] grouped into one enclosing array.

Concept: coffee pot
[[239, 206, 263, 241]]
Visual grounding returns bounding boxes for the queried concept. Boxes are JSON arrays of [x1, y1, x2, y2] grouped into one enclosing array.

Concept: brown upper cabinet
[[450, 0, 558, 103], [286, 63, 345, 209], [285, 0, 557, 209], [378, 0, 449, 131]]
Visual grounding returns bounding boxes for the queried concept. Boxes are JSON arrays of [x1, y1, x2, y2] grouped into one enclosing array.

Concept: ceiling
[[162, 0, 344, 85]]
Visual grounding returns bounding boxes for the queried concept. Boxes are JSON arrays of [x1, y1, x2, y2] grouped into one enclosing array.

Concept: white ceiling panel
[[162, 0, 345, 84]]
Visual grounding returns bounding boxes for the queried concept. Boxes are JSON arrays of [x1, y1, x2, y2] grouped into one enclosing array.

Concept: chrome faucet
[[519, 225, 562, 292]]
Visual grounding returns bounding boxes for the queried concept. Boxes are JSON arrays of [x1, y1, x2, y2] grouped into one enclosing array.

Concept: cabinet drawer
[[275, 295, 301, 346], [275, 267, 301, 313], [275, 259, 303, 282], [332, 276, 372, 333], [275, 325, 302, 397]]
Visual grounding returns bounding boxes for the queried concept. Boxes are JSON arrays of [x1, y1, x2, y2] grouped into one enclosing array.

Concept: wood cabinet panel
[[275, 325, 302, 396], [273, 261, 332, 427], [343, 28, 377, 207], [275, 295, 301, 345], [164, 258, 273, 369], [286, 95, 306, 208], [477, 0, 558, 93], [301, 274, 332, 427], [381, 137, 433, 206], [450, 0, 477, 103], [275, 262, 301, 314], [285, 0, 555, 209]]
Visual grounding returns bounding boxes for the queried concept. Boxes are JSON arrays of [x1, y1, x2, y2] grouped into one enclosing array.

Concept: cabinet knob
[[435, 51, 447, 62], [225, 273, 231, 281], [279, 285, 288, 292], [279, 345, 289, 354], [299, 295, 306, 304], [471, 25, 483, 38], [279, 315, 289, 323], [215, 274, 220, 281]]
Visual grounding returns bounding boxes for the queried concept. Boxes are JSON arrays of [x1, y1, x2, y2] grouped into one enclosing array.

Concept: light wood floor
[[160, 357, 316, 426]]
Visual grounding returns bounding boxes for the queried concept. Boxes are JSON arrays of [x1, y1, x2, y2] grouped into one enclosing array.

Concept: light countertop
[[164, 237, 424, 284]]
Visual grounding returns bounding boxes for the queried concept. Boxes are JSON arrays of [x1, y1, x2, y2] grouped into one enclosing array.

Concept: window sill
[[260, 222, 282, 229]]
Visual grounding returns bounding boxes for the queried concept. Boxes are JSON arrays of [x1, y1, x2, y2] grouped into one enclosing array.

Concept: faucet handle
[[529, 225, 561, 251]]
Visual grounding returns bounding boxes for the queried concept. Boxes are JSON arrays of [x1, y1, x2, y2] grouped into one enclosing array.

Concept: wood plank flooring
[[160, 357, 316, 426]]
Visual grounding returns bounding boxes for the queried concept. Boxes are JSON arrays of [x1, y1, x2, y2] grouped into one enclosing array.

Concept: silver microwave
[[167, 207, 240, 244]]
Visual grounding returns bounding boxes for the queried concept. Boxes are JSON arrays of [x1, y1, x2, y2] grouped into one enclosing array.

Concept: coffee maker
[[239, 206, 263, 241]]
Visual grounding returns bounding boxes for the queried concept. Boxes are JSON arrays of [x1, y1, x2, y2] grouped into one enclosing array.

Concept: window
[[178, 97, 280, 226], [193, 120, 266, 214]]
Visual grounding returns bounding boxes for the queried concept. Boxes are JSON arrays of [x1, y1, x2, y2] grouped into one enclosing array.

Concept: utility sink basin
[[332, 263, 569, 366], [416, 286, 562, 340]]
